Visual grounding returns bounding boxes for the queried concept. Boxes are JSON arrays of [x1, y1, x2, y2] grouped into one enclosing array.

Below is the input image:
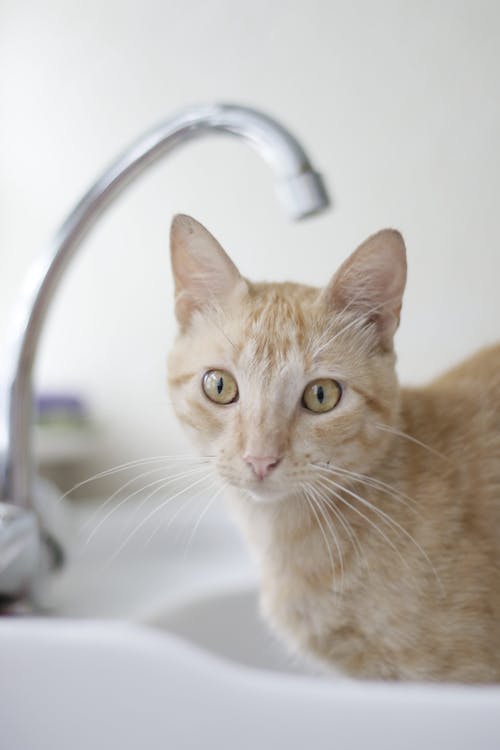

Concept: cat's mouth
[[222, 470, 296, 504], [242, 482, 290, 503]]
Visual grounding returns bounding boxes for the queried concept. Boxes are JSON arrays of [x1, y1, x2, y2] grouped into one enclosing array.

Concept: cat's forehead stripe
[[238, 283, 315, 368]]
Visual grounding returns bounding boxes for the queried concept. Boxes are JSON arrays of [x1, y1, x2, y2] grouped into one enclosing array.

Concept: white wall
[[1, 0, 499, 475]]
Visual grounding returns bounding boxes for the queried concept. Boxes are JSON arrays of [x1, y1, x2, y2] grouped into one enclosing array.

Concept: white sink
[[152, 586, 307, 674], [1, 494, 500, 749]]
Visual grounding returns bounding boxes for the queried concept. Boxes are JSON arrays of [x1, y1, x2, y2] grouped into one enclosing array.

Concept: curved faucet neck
[[1, 103, 329, 511]]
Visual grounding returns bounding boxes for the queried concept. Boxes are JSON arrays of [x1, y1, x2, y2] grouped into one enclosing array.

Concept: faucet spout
[[0, 103, 331, 599]]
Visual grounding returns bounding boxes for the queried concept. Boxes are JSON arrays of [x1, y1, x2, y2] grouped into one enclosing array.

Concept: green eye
[[302, 379, 342, 413], [202, 369, 239, 405]]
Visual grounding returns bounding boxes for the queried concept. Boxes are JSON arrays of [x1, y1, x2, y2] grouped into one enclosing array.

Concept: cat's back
[[431, 343, 500, 398], [400, 343, 500, 540], [428, 343, 500, 458], [402, 344, 500, 442]]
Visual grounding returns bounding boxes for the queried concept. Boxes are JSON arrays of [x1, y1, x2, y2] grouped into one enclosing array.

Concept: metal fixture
[[0, 103, 330, 601]]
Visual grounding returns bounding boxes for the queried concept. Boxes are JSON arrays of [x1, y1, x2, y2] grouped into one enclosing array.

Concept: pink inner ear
[[326, 229, 407, 347], [170, 214, 244, 327]]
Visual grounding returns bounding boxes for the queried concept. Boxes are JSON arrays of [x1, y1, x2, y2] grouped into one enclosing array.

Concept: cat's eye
[[202, 369, 239, 405], [302, 379, 342, 413]]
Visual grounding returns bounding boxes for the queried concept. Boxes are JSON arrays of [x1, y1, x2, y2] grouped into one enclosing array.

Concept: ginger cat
[[167, 214, 500, 682]]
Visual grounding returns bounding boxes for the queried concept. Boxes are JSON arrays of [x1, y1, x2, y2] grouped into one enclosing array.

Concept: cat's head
[[167, 215, 406, 503]]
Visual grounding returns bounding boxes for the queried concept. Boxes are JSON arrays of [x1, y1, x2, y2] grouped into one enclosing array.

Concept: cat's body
[[228, 345, 500, 682], [168, 215, 500, 682]]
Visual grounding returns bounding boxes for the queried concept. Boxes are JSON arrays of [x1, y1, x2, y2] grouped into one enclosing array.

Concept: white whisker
[[314, 462, 419, 517], [312, 293, 404, 358], [146, 475, 219, 546], [183, 481, 227, 559], [106, 471, 213, 563], [306, 483, 345, 593], [130, 463, 212, 520], [57, 454, 212, 503], [81, 464, 193, 533], [301, 484, 338, 589], [375, 423, 450, 462], [308, 480, 368, 572], [82, 465, 209, 545], [318, 475, 442, 592], [315, 477, 411, 575]]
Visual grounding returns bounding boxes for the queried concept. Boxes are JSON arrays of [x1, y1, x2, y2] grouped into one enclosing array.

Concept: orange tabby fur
[[168, 214, 500, 682]]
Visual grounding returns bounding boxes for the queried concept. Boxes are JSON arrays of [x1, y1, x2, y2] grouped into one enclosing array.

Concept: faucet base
[[0, 502, 41, 601]]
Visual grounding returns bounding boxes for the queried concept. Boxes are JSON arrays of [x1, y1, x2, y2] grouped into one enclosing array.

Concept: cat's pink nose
[[244, 455, 281, 480]]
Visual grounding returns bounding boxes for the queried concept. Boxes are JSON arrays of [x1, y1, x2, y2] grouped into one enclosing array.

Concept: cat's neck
[[226, 483, 373, 579]]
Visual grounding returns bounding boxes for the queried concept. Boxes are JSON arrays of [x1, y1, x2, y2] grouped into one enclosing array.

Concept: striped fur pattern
[[168, 214, 500, 682]]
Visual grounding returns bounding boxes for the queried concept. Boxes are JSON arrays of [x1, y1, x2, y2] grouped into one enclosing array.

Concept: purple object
[[35, 394, 87, 421]]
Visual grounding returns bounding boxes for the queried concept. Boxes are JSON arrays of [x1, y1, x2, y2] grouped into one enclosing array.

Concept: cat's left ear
[[170, 214, 247, 328], [324, 229, 407, 350]]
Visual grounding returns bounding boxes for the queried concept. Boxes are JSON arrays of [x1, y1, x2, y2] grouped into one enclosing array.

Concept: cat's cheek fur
[[169, 388, 226, 455]]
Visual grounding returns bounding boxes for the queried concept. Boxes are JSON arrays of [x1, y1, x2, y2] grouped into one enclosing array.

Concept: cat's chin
[[239, 486, 289, 505]]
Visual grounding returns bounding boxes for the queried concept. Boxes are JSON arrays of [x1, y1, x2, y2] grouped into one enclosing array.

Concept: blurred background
[[1, 0, 499, 495]]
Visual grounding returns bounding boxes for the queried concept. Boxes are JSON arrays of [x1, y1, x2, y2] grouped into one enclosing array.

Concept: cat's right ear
[[170, 214, 246, 328]]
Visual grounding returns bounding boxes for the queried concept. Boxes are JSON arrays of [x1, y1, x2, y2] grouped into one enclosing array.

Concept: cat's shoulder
[[399, 343, 500, 438], [430, 343, 500, 390]]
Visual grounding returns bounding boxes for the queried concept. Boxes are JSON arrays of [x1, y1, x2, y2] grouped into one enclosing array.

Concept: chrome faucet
[[0, 103, 330, 602]]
